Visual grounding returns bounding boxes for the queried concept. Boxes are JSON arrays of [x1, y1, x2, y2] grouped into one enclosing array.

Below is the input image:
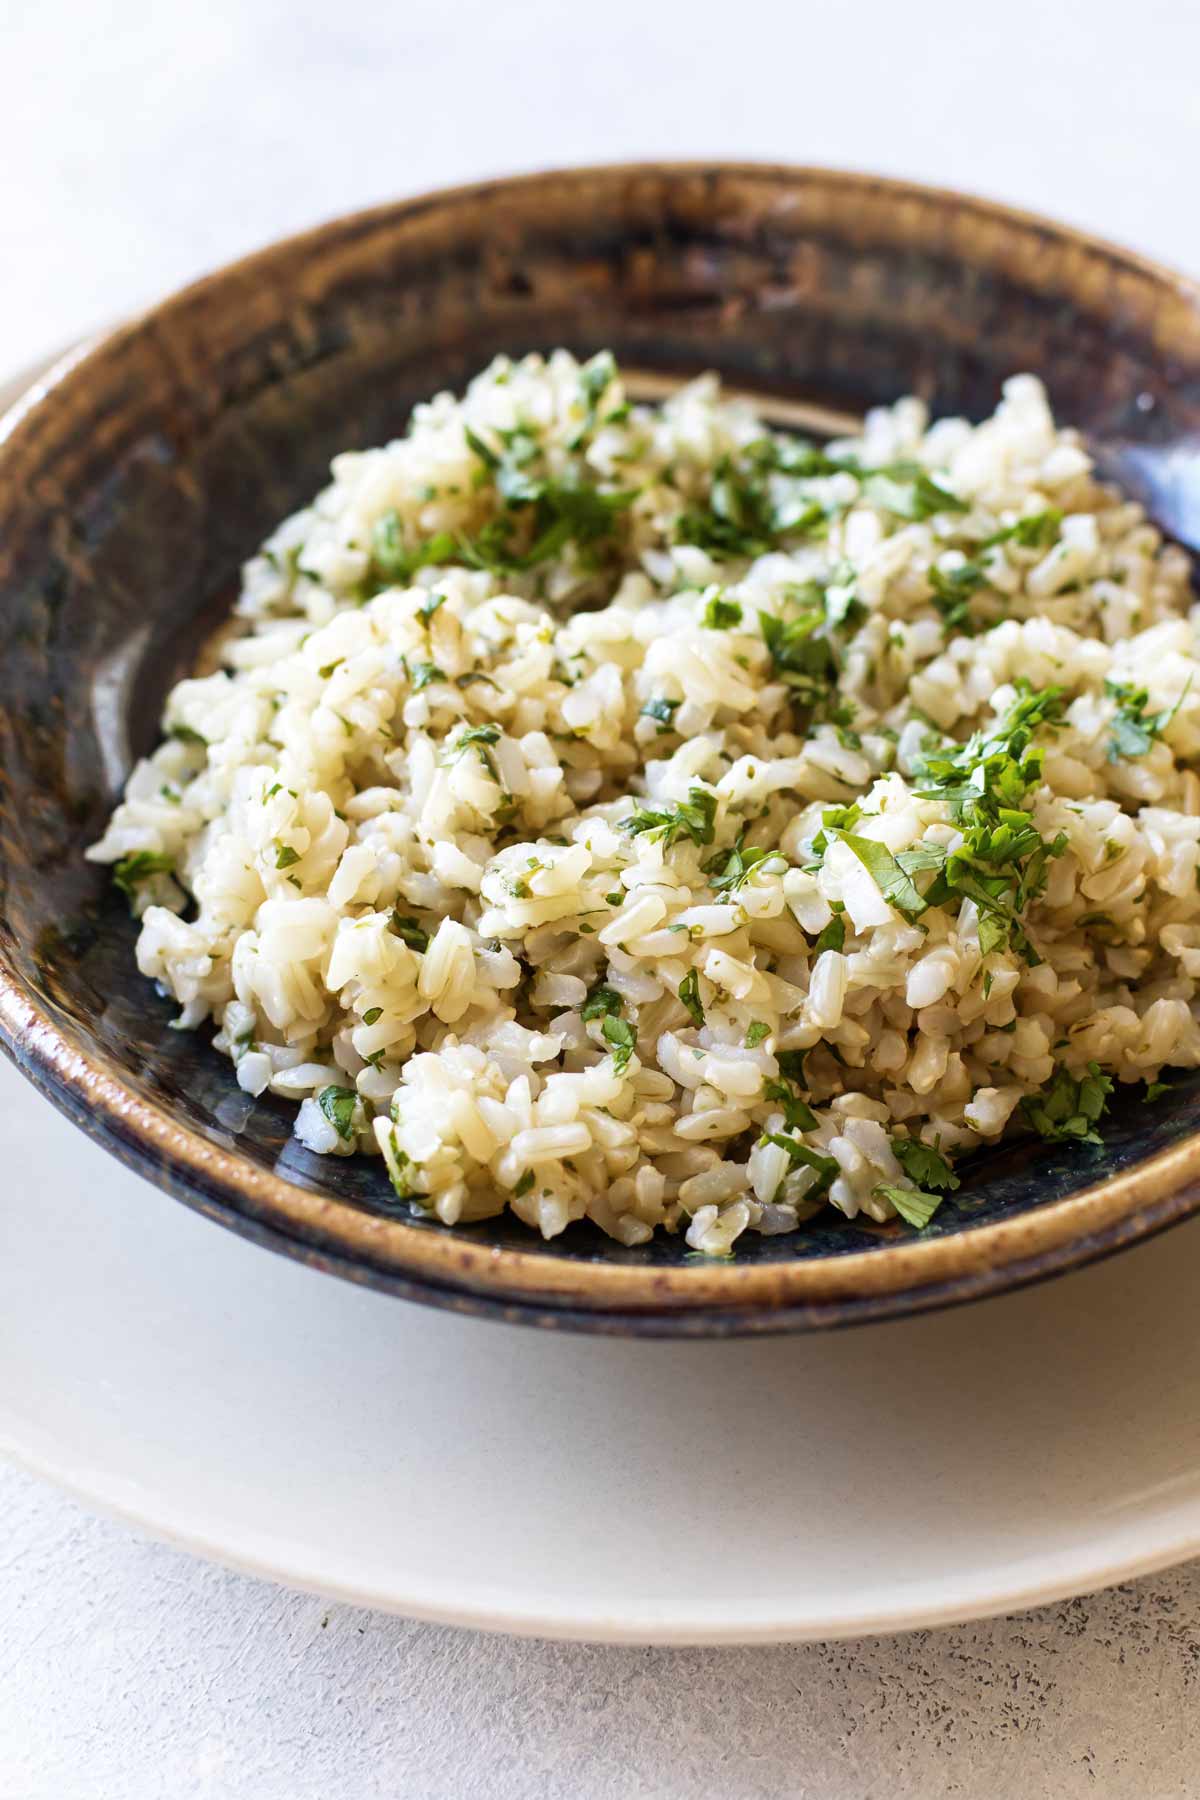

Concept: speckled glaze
[[3, 163, 1200, 1335]]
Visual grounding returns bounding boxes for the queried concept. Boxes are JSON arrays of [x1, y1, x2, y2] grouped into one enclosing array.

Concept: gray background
[[4, 0, 1200, 1793]]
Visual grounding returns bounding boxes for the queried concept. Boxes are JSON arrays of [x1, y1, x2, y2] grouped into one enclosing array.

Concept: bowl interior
[[4, 164, 1200, 1299]]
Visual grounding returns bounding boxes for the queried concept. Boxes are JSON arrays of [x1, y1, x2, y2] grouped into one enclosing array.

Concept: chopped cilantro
[[317, 1085, 358, 1142], [1145, 1079, 1171, 1102], [640, 696, 681, 731], [409, 661, 445, 692], [702, 594, 743, 630], [621, 786, 718, 851], [876, 1183, 943, 1228], [891, 1137, 960, 1193], [928, 562, 987, 635], [704, 833, 774, 893], [678, 969, 705, 1028], [513, 1169, 536, 1198], [112, 850, 175, 899], [865, 466, 967, 521], [982, 509, 1062, 550], [581, 983, 623, 1023], [362, 1007, 383, 1026], [759, 1133, 838, 1194], [1105, 677, 1190, 763], [1023, 1061, 1113, 1145], [389, 913, 430, 952], [762, 1078, 818, 1132], [758, 602, 836, 709], [274, 842, 301, 870], [318, 657, 344, 679], [745, 1021, 771, 1048], [834, 831, 927, 921], [602, 1014, 636, 1073], [812, 914, 845, 954], [168, 723, 207, 747], [463, 424, 501, 469]]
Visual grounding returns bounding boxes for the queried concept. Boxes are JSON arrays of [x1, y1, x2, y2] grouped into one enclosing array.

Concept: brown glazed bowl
[[3, 163, 1200, 1337]]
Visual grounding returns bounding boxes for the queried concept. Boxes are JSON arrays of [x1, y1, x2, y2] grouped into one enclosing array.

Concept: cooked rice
[[87, 351, 1200, 1253]]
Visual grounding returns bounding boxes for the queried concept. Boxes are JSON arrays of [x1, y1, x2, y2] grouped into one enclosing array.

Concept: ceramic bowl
[[3, 162, 1200, 1335]]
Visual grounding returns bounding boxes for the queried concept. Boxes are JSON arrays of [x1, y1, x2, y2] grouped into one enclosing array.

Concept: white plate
[[5, 352, 1200, 1645], [4, 1047, 1200, 1644]]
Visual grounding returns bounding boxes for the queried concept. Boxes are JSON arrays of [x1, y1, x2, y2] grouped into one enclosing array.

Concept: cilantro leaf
[[602, 1014, 636, 1073], [812, 913, 846, 954], [678, 969, 705, 1028], [982, 509, 1062, 550], [865, 466, 967, 521], [112, 850, 175, 899], [928, 562, 987, 635], [759, 1133, 838, 1195], [762, 1079, 818, 1132], [834, 830, 927, 920], [409, 661, 445, 692], [745, 1021, 771, 1048], [581, 983, 624, 1023], [1105, 677, 1191, 763], [1023, 1061, 1114, 1145], [891, 1137, 960, 1192], [274, 843, 301, 870], [875, 1183, 944, 1228], [704, 832, 774, 893], [702, 594, 743, 630], [318, 1085, 358, 1142], [389, 913, 430, 952], [640, 696, 681, 730], [621, 786, 718, 850]]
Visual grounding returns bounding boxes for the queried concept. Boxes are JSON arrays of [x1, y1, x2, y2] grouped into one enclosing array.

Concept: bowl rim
[[5, 158, 1200, 1329]]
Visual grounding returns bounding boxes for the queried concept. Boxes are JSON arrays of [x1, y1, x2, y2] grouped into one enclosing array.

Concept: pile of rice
[[87, 351, 1200, 1254]]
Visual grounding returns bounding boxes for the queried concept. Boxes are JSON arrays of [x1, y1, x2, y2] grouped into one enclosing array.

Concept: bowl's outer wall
[[4, 164, 1200, 1326]]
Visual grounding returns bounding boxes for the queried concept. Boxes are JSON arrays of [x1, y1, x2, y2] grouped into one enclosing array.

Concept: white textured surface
[[4, 0, 1200, 1792]]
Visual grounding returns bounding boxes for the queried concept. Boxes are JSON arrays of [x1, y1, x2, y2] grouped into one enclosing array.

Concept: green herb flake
[[1145, 1079, 1171, 1103], [678, 969, 705, 1028], [112, 850, 175, 899], [168, 723, 208, 747], [602, 1014, 636, 1073], [1023, 1061, 1114, 1145], [866, 466, 967, 521], [875, 1183, 943, 1228], [410, 661, 445, 692], [640, 696, 681, 730], [759, 1132, 839, 1194], [745, 1021, 771, 1048], [928, 562, 987, 635], [389, 913, 430, 952], [621, 786, 718, 851], [704, 832, 774, 894], [834, 830, 927, 920], [581, 983, 624, 1023], [1105, 677, 1191, 763], [891, 1136, 960, 1193], [318, 657, 344, 679], [762, 1079, 819, 1133], [702, 594, 743, 630], [274, 842, 301, 870], [318, 1085, 358, 1142], [983, 508, 1062, 550], [812, 914, 846, 954], [362, 1007, 383, 1026], [513, 1169, 536, 1198]]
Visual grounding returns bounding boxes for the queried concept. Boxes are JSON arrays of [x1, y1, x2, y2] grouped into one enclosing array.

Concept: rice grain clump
[[88, 352, 1200, 1253]]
